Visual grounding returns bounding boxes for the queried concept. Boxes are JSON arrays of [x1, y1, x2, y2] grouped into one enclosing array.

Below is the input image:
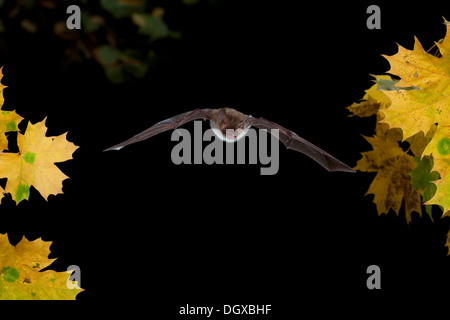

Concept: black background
[[1, 0, 450, 316]]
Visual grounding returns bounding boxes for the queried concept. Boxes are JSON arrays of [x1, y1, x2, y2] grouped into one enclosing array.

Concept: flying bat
[[104, 108, 355, 173]]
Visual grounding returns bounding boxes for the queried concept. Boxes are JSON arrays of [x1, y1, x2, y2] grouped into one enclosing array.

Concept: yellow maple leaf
[[0, 233, 83, 300], [378, 21, 450, 216], [380, 23, 450, 140], [354, 128, 422, 223], [0, 119, 78, 203]]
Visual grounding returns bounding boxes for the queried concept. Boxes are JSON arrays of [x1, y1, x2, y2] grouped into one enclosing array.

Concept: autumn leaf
[[380, 23, 450, 140], [0, 119, 78, 204], [0, 68, 23, 151], [351, 20, 450, 253], [376, 20, 450, 215], [349, 75, 427, 222], [0, 233, 83, 300], [354, 127, 422, 223], [0, 66, 78, 205]]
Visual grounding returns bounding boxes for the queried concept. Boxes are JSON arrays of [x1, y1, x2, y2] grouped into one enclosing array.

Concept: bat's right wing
[[104, 109, 213, 151]]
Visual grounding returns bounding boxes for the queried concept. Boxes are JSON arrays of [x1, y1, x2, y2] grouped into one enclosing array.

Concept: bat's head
[[210, 108, 250, 143]]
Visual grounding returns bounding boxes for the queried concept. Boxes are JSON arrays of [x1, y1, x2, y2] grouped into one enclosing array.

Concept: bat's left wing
[[104, 109, 213, 151], [245, 117, 355, 173]]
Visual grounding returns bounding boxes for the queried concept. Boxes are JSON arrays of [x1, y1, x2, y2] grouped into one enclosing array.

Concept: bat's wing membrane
[[104, 109, 212, 151], [248, 117, 355, 173]]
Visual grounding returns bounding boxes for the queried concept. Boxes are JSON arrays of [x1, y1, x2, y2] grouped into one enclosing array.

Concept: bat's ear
[[217, 108, 229, 131]]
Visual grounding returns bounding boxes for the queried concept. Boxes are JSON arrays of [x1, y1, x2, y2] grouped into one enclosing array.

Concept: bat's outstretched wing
[[104, 109, 213, 151], [247, 117, 355, 173]]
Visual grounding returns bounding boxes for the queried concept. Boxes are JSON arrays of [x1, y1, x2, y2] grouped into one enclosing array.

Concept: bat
[[104, 107, 355, 173]]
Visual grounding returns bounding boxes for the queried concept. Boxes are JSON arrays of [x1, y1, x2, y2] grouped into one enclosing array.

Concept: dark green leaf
[[98, 45, 120, 64], [410, 156, 438, 190], [100, 0, 143, 19], [134, 13, 169, 40]]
